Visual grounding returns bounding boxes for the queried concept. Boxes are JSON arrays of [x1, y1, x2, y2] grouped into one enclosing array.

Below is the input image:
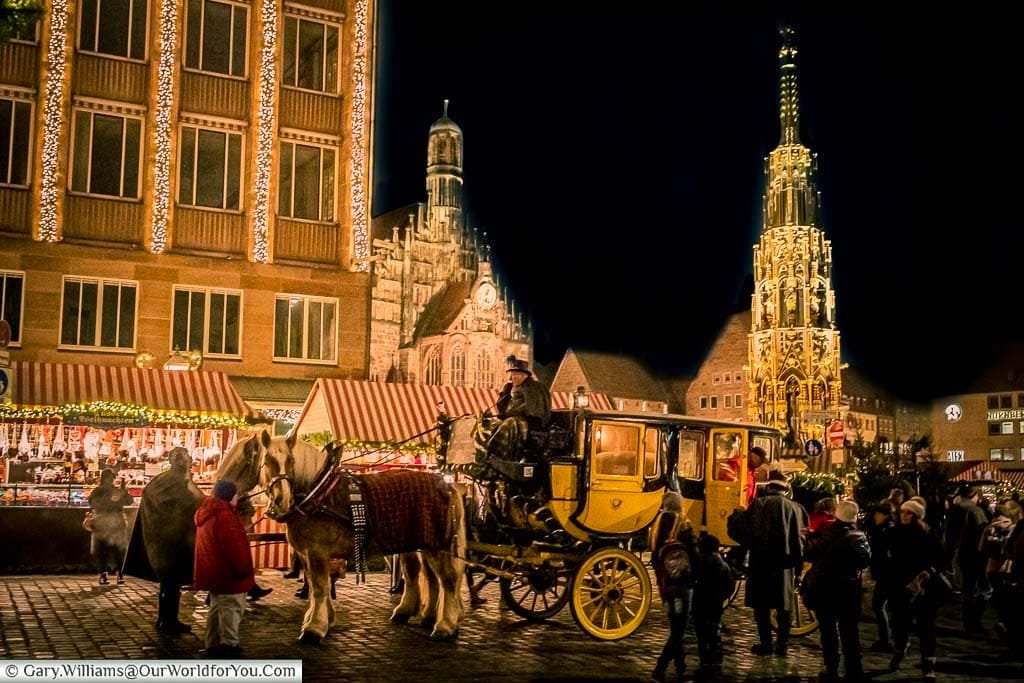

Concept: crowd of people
[[650, 468, 1024, 682]]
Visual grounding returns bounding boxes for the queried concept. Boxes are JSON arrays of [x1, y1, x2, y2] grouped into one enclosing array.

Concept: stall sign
[[64, 414, 148, 428]]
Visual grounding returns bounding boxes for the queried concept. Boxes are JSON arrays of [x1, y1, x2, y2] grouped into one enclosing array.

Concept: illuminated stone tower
[[748, 26, 843, 445]]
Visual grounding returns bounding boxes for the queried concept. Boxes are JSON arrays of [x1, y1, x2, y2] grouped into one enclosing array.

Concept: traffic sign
[[827, 420, 846, 448], [0, 367, 10, 402], [801, 410, 835, 423], [805, 439, 823, 457]]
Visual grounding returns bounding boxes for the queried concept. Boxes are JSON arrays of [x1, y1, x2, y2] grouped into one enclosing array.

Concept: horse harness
[[262, 446, 371, 582]]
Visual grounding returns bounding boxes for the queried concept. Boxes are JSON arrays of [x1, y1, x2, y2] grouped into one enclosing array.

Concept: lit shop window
[[79, 0, 148, 61], [185, 0, 247, 78], [172, 287, 242, 357]]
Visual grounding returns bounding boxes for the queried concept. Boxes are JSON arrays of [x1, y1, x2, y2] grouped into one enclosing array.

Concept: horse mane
[[273, 435, 323, 491]]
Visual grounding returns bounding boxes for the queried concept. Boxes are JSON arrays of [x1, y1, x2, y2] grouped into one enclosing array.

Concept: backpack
[[659, 541, 692, 583]]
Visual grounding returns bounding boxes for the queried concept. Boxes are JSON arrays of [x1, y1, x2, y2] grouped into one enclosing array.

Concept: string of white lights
[[38, 0, 69, 243], [252, 0, 277, 263], [150, 0, 178, 254], [350, 0, 369, 269]]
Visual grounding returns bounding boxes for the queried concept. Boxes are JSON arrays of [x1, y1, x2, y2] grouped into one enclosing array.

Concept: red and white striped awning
[[294, 379, 612, 443], [951, 462, 1024, 487], [10, 362, 253, 417]]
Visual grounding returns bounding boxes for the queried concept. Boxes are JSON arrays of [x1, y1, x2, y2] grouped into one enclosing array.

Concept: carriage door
[[676, 429, 706, 532], [575, 421, 662, 535], [704, 429, 748, 543]]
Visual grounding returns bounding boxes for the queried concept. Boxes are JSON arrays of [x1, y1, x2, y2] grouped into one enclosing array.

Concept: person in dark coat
[[885, 499, 946, 680], [650, 492, 699, 682], [194, 479, 255, 657], [140, 447, 203, 633], [88, 468, 130, 585], [693, 533, 734, 677], [487, 357, 551, 458], [955, 486, 990, 632], [866, 502, 895, 652], [743, 471, 808, 656], [805, 500, 871, 681]]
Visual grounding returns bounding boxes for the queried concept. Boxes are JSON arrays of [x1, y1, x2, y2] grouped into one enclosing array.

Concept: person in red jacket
[[194, 479, 255, 657]]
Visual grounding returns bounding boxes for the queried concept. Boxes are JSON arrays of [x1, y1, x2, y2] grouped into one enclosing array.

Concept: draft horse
[[217, 431, 467, 642]]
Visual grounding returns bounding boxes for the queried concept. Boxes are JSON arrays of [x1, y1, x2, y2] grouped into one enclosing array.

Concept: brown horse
[[217, 431, 466, 643]]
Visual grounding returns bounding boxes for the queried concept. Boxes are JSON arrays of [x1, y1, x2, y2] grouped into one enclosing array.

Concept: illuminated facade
[[748, 26, 843, 445], [0, 0, 376, 386], [369, 105, 530, 386]]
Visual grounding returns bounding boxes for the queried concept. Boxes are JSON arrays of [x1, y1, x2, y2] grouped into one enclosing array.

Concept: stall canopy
[[294, 379, 612, 444], [9, 362, 254, 418], [952, 461, 1024, 487]]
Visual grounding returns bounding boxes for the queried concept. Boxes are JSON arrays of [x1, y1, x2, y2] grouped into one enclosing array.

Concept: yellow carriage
[[439, 403, 784, 640]]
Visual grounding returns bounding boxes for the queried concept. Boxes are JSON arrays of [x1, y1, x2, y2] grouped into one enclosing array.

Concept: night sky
[[372, 2, 1022, 401]]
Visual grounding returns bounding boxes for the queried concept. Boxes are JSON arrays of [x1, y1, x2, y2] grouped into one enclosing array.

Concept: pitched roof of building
[[554, 349, 670, 403], [371, 203, 419, 242], [411, 279, 473, 341]]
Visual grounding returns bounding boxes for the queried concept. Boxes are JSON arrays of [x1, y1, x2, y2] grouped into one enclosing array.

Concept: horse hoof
[[429, 627, 457, 641], [298, 632, 322, 645], [390, 612, 411, 625]]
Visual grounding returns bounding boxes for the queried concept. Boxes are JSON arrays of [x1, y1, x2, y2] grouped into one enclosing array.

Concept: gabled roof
[[371, 203, 420, 242], [552, 349, 670, 403], [412, 279, 473, 341]]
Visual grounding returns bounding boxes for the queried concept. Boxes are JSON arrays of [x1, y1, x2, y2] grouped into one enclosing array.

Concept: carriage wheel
[[570, 547, 651, 641], [499, 565, 572, 621], [770, 563, 818, 636]]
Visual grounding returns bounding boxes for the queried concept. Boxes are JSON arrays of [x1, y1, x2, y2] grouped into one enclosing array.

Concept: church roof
[[371, 203, 420, 242], [411, 279, 473, 341], [430, 115, 462, 135], [552, 349, 670, 404]]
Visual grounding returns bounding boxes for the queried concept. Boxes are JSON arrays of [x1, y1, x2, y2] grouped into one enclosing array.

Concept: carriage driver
[[488, 356, 552, 458]]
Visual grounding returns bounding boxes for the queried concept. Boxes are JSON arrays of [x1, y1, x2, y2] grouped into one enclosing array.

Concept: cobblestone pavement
[[1, 572, 1020, 682]]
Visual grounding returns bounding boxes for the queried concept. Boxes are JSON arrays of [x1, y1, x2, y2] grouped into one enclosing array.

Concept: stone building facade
[[0, 0, 376, 387]]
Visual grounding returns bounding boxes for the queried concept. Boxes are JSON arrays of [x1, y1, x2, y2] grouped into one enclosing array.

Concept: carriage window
[[593, 424, 640, 476], [643, 428, 660, 478], [712, 431, 744, 482], [751, 435, 774, 464], [677, 432, 704, 480]]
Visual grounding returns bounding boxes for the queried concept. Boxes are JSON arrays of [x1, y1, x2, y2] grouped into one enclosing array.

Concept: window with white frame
[[735, 372, 742, 382], [476, 350, 493, 388], [282, 14, 339, 93], [424, 348, 441, 386], [712, 373, 720, 385], [60, 276, 137, 349], [991, 448, 1014, 462], [1002, 421, 1015, 435], [710, 396, 718, 409], [450, 345, 465, 387], [273, 294, 337, 362], [71, 109, 142, 198], [185, 0, 247, 77], [78, 0, 148, 61], [0, 271, 25, 346], [278, 140, 335, 221], [178, 124, 243, 210], [172, 286, 242, 357], [0, 97, 31, 186]]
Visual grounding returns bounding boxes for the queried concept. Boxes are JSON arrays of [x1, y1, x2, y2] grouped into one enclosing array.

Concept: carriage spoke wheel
[[570, 547, 651, 641], [500, 565, 572, 621], [770, 563, 818, 636]]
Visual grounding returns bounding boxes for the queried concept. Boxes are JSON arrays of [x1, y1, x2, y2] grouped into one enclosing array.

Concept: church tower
[[749, 26, 843, 447]]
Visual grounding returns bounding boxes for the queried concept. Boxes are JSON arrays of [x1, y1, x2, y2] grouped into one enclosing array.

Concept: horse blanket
[[359, 470, 451, 555]]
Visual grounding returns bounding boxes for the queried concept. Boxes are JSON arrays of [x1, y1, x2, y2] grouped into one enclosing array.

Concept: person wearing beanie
[[138, 447, 203, 633], [805, 498, 871, 681], [194, 479, 255, 657], [884, 495, 946, 679]]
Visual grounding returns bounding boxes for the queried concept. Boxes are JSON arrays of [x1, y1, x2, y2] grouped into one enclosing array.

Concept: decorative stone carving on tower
[[369, 104, 531, 385], [748, 26, 843, 447]]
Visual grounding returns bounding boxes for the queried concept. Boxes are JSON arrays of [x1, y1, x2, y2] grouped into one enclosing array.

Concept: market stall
[[292, 378, 614, 465], [0, 361, 254, 572]]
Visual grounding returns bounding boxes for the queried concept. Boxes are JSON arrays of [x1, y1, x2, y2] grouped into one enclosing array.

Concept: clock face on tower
[[476, 283, 497, 310]]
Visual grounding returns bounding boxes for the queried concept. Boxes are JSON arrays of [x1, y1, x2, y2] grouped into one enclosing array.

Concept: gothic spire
[[777, 25, 801, 146]]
